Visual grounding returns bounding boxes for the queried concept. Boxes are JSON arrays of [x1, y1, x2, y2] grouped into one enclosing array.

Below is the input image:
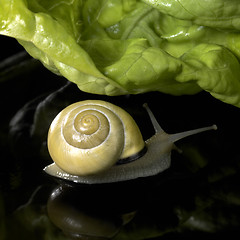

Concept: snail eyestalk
[[143, 103, 164, 134], [169, 124, 217, 143]]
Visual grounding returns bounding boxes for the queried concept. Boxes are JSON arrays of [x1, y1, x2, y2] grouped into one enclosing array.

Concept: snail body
[[44, 100, 217, 184]]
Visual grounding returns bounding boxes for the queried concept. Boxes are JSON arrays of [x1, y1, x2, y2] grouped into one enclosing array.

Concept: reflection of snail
[[44, 100, 217, 184], [47, 185, 136, 239]]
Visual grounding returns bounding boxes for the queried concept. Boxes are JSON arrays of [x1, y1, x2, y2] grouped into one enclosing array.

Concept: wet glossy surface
[[1, 38, 240, 239]]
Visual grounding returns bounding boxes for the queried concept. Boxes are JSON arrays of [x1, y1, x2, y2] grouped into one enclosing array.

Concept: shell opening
[[117, 145, 147, 165]]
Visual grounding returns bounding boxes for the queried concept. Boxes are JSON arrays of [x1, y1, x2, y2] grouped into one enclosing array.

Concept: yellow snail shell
[[45, 100, 217, 184], [47, 100, 145, 176]]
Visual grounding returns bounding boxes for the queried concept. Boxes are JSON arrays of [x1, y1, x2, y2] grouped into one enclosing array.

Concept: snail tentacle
[[143, 103, 164, 134], [169, 124, 217, 143]]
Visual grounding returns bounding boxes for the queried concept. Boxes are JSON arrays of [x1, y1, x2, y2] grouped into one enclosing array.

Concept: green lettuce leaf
[[1, 0, 240, 107], [143, 0, 240, 30]]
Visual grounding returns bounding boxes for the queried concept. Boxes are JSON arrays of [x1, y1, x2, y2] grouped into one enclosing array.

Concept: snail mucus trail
[[44, 100, 217, 184]]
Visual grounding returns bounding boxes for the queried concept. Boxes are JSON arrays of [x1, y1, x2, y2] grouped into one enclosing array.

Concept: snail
[[44, 100, 217, 184]]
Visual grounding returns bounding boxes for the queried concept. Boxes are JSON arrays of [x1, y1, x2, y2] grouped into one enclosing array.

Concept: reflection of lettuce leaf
[[1, 0, 240, 106]]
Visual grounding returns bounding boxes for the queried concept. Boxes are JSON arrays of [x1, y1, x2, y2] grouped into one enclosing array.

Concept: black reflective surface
[[1, 37, 240, 240]]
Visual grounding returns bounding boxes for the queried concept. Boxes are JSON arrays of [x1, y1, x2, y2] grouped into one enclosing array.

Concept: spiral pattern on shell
[[47, 100, 145, 176]]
